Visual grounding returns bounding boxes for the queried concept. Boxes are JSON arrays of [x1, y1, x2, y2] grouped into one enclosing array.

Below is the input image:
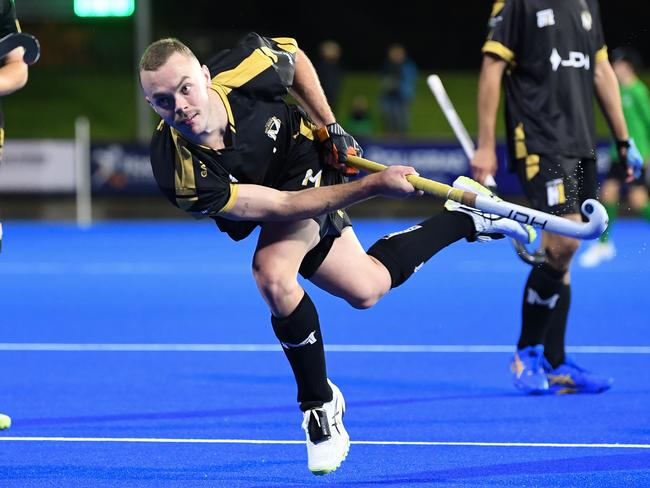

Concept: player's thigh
[[628, 185, 648, 209], [253, 219, 321, 279], [309, 227, 391, 308], [601, 178, 621, 202]]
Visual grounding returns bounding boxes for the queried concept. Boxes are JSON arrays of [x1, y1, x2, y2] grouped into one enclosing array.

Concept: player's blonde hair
[[139, 38, 196, 72]]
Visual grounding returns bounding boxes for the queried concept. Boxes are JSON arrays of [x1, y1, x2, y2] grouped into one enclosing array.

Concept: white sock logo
[[281, 331, 317, 349], [526, 288, 560, 309], [383, 225, 421, 240]]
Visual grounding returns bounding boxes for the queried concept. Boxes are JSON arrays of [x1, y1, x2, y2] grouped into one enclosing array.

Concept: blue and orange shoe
[[511, 345, 549, 394], [543, 357, 613, 394]]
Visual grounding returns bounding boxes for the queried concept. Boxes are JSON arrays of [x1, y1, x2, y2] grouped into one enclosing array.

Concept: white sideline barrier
[[0, 139, 76, 192]]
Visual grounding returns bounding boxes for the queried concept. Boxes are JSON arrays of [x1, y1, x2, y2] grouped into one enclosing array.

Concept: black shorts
[[213, 126, 352, 274], [277, 135, 352, 279], [606, 161, 648, 188], [515, 154, 598, 216]]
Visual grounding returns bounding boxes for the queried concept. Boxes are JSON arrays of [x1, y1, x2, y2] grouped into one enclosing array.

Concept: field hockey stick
[[0, 32, 40, 64], [345, 154, 608, 240], [427, 74, 543, 261]]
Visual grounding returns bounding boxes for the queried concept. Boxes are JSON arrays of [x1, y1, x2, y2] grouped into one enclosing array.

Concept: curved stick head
[[581, 199, 609, 240]]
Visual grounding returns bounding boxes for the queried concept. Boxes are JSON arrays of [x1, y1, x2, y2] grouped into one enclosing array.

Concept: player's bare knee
[[546, 236, 580, 266], [346, 286, 386, 310], [252, 266, 296, 303]]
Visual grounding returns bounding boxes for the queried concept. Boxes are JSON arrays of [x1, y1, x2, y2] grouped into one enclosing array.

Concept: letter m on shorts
[[302, 169, 322, 188]]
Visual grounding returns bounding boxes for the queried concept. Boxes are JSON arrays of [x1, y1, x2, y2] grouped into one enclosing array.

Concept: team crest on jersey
[[265, 116, 281, 141], [536, 9, 555, 28], [581, 10, 592, 31]]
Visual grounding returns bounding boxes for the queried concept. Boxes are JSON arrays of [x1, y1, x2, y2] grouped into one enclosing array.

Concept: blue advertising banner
[[90, 141, 613, 195], [91, 143, 157, 194], [361, 140, 613, 195]]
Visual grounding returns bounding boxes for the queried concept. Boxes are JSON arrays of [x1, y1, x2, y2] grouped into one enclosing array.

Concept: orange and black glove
[[316, 122, 363, 175]]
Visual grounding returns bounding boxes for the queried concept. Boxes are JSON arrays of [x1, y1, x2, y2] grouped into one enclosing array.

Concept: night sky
[[151, 2, 650, 70]]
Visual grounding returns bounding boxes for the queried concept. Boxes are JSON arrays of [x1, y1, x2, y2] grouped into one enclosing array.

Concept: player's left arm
[[595, 56, 628, 143], [289, 48, 335, 127], [290, 48, 362, 171], [594, 56, 640, 181]]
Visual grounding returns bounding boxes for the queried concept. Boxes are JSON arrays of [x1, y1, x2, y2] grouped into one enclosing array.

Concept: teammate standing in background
[[139, 33, 534, 474], [471, 0, 643, 394], [0, 0, 31, 430], [580, 46, 650, 267]]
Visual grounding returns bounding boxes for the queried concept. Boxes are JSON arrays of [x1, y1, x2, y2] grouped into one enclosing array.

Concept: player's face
[[140, 52, 212, 137]]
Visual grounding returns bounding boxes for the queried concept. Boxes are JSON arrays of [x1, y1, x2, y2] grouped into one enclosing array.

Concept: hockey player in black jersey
[[473, 0, 642, 395], [140, 33, 534, 474]]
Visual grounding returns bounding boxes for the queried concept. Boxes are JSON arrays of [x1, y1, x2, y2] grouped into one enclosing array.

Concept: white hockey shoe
[[445, 176, 536, 244], [578, 241, 616, 268], [302, 380, 349, 475]]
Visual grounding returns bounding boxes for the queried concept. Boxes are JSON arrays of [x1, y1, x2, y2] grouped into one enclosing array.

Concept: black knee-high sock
[[271, 292, 332, 411], [543, 284, 570, 368], [517, 263, 565, 349], [367, 210, 474, 288]]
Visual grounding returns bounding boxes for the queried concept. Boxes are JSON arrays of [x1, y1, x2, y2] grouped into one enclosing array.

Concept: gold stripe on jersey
[[15, 20, 21, 32], [170, 128, 198, 210], [595, 46, 608, 63], [212, 48, 277, 95], [300, 117, 316, 140], [156, 119, 165, 131], [482, 40, 515, 64], [217, 183, 239, 214], [210, 82, 236, 132], [514, 123, 527, 159], [490, 0, 505, 18], [271, 37, 298, 53], [525, 154, 540, 180], [513, 119, 540, 180]]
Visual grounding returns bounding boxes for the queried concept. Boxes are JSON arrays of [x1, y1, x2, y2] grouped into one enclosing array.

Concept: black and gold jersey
[[150, 33, 323, 241], [0, 0, 21, 131], [484, 0, 607, 161]]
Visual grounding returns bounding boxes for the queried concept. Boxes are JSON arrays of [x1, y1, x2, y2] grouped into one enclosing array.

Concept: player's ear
[[201, 64, 211, 84]]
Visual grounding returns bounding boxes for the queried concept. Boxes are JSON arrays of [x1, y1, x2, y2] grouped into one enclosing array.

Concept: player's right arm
[[472, 55, 507, 183], [472, 0, 516, 184], [218, 166, 421, 222]]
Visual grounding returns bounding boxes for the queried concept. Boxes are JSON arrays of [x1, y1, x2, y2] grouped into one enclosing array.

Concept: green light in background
[[74, 0, 135, 17]]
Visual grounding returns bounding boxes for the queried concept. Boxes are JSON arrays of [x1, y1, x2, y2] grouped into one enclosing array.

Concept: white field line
[[0, 343, 648, 354], [0, 437, 648, 449]]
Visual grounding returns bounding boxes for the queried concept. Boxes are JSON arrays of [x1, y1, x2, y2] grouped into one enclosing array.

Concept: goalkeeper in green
[[580, 47, 650, 267]]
